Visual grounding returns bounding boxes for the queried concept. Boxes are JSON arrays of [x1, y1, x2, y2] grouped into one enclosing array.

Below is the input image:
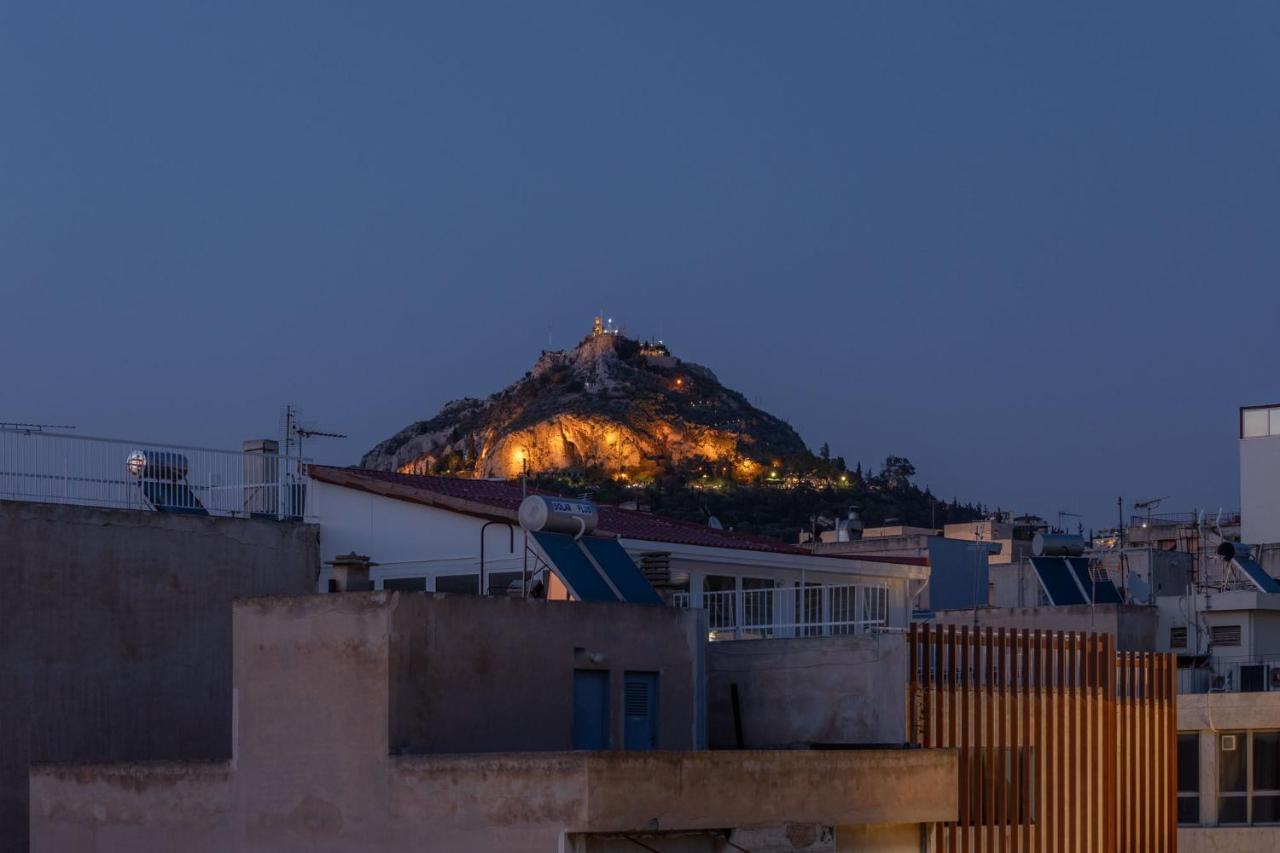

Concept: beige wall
[[31, 593, 956, 852], [706, 634, 907, 748], [33, 748, 957, 852], [1180, 827, 1280, 853]]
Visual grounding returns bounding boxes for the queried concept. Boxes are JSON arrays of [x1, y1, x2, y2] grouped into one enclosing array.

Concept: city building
[[30, 592, 959, 852], [307, 466, 929, 640]]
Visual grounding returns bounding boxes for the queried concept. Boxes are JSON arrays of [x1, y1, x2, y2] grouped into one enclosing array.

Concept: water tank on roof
[[1032, 533, 1086, 557], [1217, 541, 1255, 561], [518, 495, 599, 536]]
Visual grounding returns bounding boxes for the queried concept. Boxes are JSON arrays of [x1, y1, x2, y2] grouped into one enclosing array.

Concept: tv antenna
[[1133, 496, 1168, 530], [282, 405, 347, 462], [1057, 510, 1082, 534]]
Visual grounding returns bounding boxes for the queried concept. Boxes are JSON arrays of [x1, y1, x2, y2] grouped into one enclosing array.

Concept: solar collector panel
[[1030, 556, 1089, 606], [531, 531, 620, 603], [579, 537, 663, 605]]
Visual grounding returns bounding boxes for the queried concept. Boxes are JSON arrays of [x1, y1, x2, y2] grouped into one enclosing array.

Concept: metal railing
[[0, 429, 310, 520], [1177, 653, 1280, 695], [671, 583, 895, 640]]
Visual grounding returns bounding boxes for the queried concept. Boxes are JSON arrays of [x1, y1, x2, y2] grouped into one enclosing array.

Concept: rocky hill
[[361, 326, 818, 481]]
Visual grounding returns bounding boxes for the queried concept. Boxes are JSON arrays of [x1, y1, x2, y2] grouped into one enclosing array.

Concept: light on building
[[126, 451, 146, 477]]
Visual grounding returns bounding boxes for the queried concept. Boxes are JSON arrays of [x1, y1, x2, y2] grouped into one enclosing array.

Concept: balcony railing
[[1178, 654, 1280, 695], [671, 583, 896, 640], [0, 428, 310, 520]]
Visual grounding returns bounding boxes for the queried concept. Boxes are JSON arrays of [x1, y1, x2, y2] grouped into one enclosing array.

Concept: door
[[573, 669, 610, 749], [623, 671, 659, 750]]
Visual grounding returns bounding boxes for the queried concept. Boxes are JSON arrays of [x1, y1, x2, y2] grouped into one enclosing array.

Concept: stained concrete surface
[[706, 633, 908, 748], [0, 500, 317, 850]]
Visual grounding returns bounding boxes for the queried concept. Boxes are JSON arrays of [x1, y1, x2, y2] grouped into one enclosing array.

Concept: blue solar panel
[[1066, 557, 1123, 604], [1233, 557, 1280, 594], [531, 532, 620, 603], [1030, 557, 1088, 606], [580, 538, 663, 605]]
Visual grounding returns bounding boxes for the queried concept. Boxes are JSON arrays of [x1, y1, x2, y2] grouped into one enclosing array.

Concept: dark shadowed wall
[[0, 500, 317, 850]]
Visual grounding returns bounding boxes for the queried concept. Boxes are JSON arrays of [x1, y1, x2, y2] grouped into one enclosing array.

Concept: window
[[382, 577, 427, 592], [1254, 731, 1280, 824], [1221, 732, 1248, 824], [1242, 406, 1280, 438], [1211, 625, 1242, 647], [486, 571, 523, 596], [1170, 626, 1188, 649], [435, 574, 479, 595], [1177, 733, 1199, 824]]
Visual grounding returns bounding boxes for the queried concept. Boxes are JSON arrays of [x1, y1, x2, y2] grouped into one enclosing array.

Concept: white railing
[[0, 429, 311, 520], [671, 583, 895, 640]]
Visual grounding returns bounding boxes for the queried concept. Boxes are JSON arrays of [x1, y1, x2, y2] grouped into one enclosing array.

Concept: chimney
[[242, 438, 280, 516], [327, 553, 376, 592]]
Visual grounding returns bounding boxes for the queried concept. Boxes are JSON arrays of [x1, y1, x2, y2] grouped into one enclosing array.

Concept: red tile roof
[[307, 466, 927, 564]]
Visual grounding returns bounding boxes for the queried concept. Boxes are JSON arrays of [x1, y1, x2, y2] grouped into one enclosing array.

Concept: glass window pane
[[1177, 796, 1199, 825], [383, 577, 426, 592], [435, 574, 479, 595], [1254, 795, 1280, 824], [1255, 731, 1280, 791], [1178, 733, 1200, 793], [486, 571, 522, 595], [1220, 795, 1248, 824], [1244, 408, 1269, 438], [1221, 732, 1248, 793]]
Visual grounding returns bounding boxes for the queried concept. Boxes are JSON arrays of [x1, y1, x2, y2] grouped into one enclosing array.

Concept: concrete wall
[[1180, 826, 1280, 853], [0, 500, 318, 851], [1241, 431, 1280, 545], [32, 750, 957, 852], [934, 605, 1159, 651], [706, 634, 908, 748], [387, 594, 704, 753], [30, 592, 956, 852]]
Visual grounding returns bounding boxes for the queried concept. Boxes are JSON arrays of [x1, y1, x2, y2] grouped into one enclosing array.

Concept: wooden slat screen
[[907, 625, 1176, 852]]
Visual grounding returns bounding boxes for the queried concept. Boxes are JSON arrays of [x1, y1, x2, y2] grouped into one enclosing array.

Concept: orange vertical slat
[[960, 626, 971, 853], [1034, 630, 1044, 853], [926, 622, 936, 747], [997, 628, 1008, 853], [936, 625, 947, 853], [948, 624, 958, 853], [909, 624, 918, 743], [1104, 634, 1116, 853], [1067, 633, 1077, 853], [986, 627, 996, 851], [1020, 630, 1032, 853]]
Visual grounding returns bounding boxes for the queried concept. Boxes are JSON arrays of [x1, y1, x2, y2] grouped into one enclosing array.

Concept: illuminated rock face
[[362, 331, 812, 480]]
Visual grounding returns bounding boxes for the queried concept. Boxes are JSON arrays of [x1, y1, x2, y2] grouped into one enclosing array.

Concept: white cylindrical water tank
[[518, 495, 599, 535]]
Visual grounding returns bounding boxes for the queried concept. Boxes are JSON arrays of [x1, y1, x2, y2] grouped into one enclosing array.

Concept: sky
[[2, 2, 1278, 531]]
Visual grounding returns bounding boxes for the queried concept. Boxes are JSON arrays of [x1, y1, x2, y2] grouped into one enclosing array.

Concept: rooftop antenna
[[1134, 496, 1168, 530], [1057, 510, 1082, 534], [283, 405, 347, 463], [0, 422, 76, 433]]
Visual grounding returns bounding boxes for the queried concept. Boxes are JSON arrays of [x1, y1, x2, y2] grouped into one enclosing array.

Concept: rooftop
[[307, 465, 926, 564]]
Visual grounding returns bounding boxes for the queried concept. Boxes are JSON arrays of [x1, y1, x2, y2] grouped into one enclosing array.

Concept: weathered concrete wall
[[31, 749, 956, 852], [1177, 690, 1280, 732], [705, 634, 908, 748], [1180, 826, 1280, 853], [30, 762, 231, 853], [935, 605, 1159, 651], [0, 499, 318, 850], [388, 594, 703, 753]]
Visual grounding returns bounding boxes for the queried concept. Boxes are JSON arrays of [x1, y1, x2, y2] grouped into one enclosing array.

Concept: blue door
[[573, 670, 610, 749], [623, 671, 659, 750]]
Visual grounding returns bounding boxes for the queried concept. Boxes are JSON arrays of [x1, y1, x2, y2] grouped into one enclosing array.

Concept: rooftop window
[[1241, 405, 1280, 439]]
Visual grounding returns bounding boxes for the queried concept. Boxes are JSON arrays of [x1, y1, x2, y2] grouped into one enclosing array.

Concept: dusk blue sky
[[3, 2, 1278, 530]]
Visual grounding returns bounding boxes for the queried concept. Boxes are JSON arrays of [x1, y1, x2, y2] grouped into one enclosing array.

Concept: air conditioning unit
[[1222, 734, 1238, 751], [1241, 664, 1267, 693]]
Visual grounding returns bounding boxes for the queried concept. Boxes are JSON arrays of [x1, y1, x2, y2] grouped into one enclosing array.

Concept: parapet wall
[[0, 500, 318, 850]]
